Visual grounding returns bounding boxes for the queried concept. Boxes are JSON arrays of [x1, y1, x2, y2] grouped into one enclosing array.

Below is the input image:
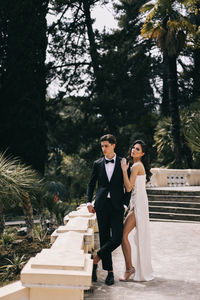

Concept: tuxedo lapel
[[100, 157, 109, 182], [110, 156, 120, 182]]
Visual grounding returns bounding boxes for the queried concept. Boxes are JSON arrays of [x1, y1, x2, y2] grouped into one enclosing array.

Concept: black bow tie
[[105, 159, 114, 164]]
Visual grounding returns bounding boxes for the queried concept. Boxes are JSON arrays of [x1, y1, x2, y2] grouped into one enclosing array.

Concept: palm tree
[[185, 115, 200, 153], [0, 202, 4, 238], [189, 1, 200, 102], [154, 114, 193, 168], [140, 0, 195, 167], [0, 152, 41, 238]]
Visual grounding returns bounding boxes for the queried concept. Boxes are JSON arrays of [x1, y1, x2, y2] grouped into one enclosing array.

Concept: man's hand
[[87, 204, 96, 213], [123, 204, 128, 211]]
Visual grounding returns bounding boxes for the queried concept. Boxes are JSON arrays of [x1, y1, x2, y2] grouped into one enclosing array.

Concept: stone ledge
[[59, 217, 89, 232], [51, 231, 84, 251], [21, 254, 92, 288], [0, 281, 29, 300], [31, 252, 86, 270], [64, 205, 98, 232]]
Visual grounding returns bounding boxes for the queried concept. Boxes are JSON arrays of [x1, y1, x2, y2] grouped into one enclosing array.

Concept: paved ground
[[84, 221, 200, 300]]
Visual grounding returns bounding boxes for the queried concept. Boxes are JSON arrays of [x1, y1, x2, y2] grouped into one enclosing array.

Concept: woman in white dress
[[120, 140, 154, 282]]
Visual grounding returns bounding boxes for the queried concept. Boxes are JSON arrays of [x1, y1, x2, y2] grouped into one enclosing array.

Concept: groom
[[87, 134, 130, 285]]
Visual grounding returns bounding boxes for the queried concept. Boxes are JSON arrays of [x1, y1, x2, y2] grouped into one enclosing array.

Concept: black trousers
[[96, 198, 124, 271]]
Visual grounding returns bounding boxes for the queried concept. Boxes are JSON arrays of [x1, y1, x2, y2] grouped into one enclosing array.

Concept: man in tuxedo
[[87, 134, 130, 285]]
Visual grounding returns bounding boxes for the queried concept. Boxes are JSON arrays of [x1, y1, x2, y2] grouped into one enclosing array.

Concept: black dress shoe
[[92, 264, 98, 282], [105, 272, 114, 285]]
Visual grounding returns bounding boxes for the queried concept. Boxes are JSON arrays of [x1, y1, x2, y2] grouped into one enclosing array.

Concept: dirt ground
[[0, 229, 51, 287]]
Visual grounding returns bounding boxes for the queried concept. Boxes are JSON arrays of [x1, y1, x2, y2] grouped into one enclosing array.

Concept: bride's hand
[[121, 158, 129, 171]]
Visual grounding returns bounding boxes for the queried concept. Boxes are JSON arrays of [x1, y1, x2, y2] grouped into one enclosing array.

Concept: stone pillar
[[21, 232, 93, 300]]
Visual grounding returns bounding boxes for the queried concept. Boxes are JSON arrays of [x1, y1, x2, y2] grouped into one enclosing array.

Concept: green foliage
[[0, 255, 26, 281], [181, 0, 200, 15], [62, 158, 86, 199], [0, 152, 42, 207], [0, 152, 42, 238], [154, 104, 200, 168], [47, 0, 92, 95], [0, 231, 15, 248], [52, 202, 72, 225], [154, 117, 175, 167], [140, 4, 154, 13], [1, 0, 199, 192], [33, 225, 47, 242], [46, 0, 158, 176], [185, 114, 200, 152], [141, 0, 198, 54]]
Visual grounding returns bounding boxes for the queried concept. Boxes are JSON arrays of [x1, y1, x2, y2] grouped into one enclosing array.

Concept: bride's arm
[[121, 158, 139, 192]]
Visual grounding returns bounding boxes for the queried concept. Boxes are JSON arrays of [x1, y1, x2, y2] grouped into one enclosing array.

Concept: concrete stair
[[147, 188, 200, 222]]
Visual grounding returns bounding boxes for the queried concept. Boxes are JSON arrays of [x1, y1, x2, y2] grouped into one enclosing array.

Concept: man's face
[[101, 141, 115, 157]]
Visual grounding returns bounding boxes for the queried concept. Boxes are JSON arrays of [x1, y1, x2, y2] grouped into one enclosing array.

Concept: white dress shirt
[[105, 154, 116, 198]]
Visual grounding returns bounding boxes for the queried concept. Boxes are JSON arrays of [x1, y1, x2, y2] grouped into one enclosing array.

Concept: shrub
[[0, 231, 15, 248]]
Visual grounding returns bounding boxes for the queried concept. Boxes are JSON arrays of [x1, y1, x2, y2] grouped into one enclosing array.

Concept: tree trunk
[[193, 48, 200, 101], [22, 192, 34, 240], [161, 53, 169, 116], [183, 141, 193, 168], [39, 206, 47, 231], [167, 55, 182, 167], [192, 2, 200, 101], [0, 202, 5, 238]]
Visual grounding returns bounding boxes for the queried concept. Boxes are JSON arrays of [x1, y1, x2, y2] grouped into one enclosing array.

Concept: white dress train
[[128, 174, 154, 281]]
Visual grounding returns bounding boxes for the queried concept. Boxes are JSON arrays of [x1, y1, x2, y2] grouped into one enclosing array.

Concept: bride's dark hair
[[127, 140, 152, 183]]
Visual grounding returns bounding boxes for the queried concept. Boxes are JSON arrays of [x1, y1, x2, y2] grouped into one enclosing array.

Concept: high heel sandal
[[119, 267, 135, 282]]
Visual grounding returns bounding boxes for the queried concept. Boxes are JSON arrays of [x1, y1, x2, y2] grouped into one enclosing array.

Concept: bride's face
[[131, 143, 144, 159]]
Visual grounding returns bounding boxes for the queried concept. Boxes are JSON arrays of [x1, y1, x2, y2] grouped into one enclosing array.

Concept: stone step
[[147, 188, 200, 221], [147, 188, 200, 196], [149, 205, 200, 215], [150, 218, 200, 224], [149, 212, 200, 222], [149, 201, 200, 209], [148, 194, 200, 203]]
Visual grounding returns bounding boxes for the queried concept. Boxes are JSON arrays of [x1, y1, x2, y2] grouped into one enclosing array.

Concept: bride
[[120, 140, 154, 282]]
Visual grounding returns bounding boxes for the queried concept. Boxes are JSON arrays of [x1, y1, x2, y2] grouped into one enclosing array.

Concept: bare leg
[[121, 210, 136, 270], [93, 254, 100, 265]]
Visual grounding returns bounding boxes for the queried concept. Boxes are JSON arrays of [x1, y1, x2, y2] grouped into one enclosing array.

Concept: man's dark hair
[[100, 134, 116, 145]]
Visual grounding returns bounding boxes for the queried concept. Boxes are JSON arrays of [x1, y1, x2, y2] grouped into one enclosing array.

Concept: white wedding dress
[[128, 174, 154, 281]]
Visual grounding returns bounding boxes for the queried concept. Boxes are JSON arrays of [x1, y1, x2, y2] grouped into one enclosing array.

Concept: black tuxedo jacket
[[87, 155, 131, 211]]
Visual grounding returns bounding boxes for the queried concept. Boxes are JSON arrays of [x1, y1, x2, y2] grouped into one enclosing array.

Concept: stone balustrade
[[148, 168, 200, 187], [0, 204, 96, 300], [51, 217, 94, 253], [64, 204, 98, 233]]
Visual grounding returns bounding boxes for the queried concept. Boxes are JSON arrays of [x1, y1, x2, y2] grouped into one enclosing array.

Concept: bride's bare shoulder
[[131, 163, 140, 172], [131, 161, 145, 175]]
